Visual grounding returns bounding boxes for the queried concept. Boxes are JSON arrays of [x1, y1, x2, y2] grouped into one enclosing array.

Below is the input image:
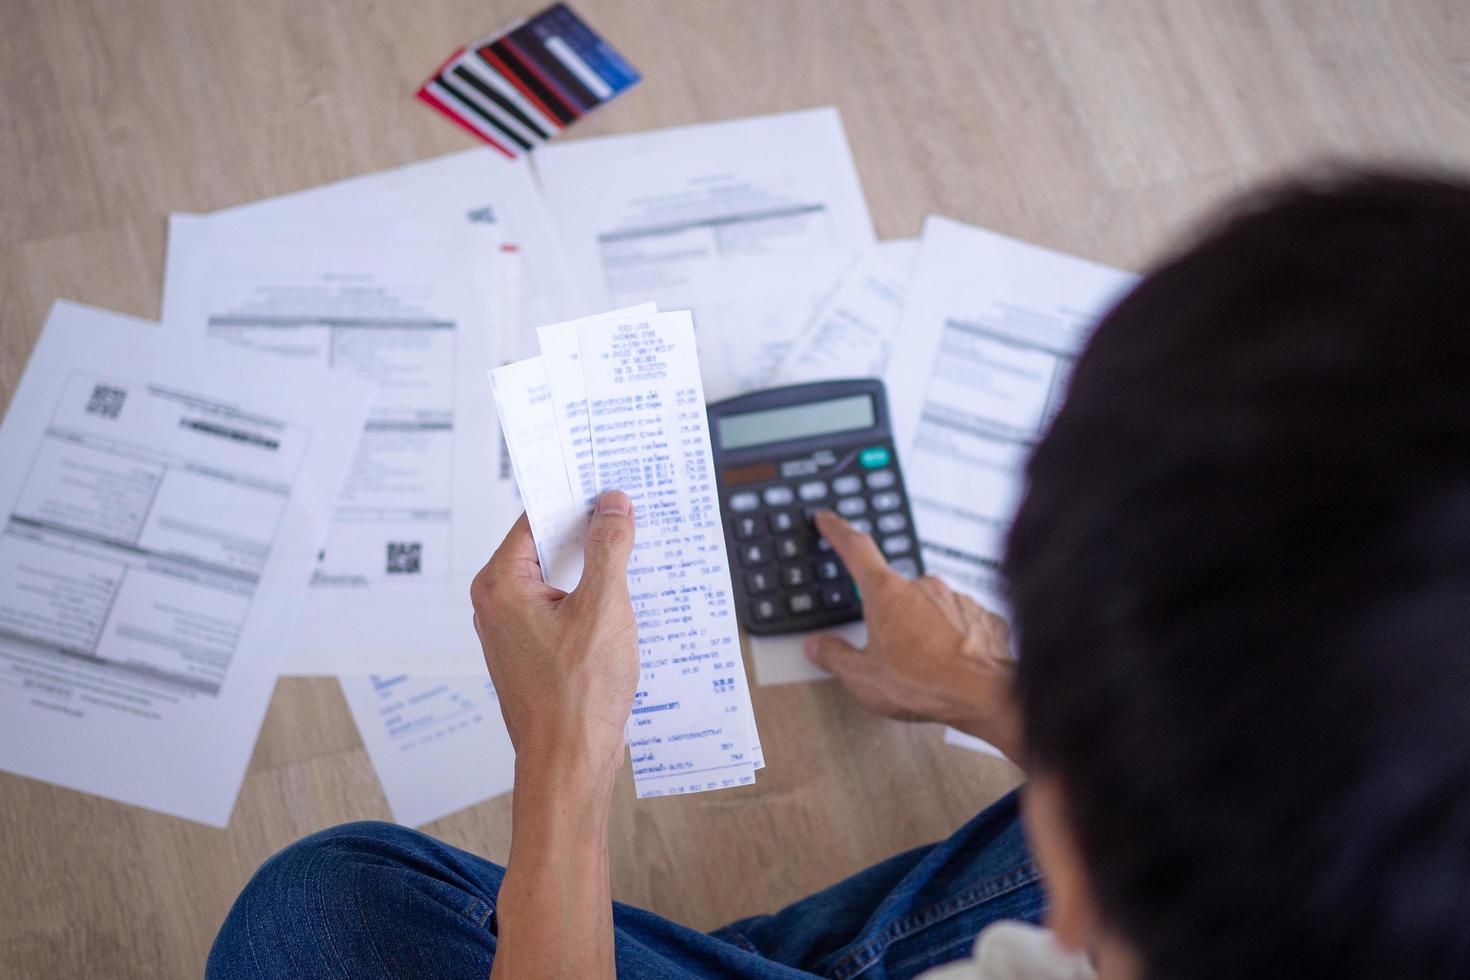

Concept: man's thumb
[[804, 632, 864, 677], [578, 490, 636, 595]]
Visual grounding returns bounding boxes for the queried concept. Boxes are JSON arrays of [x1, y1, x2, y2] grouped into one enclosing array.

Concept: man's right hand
[[805, 510, 1024, 764]]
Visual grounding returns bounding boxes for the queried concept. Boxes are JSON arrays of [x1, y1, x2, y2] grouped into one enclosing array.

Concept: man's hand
[[471, 490, 639, 794], [806, 510, 1023, 763], [472, 490, 639, 980]]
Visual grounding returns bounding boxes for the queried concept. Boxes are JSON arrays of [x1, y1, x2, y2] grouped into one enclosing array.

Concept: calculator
[[708, 379, 924, 636]]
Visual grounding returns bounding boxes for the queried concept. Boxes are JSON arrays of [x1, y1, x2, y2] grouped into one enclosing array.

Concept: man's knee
[[207, 821, 463, 980]]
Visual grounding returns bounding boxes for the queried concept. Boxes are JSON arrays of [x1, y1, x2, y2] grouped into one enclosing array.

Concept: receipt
[[538, 303, 657, 514], [487, 356, 584, 591], [577, 312, 762, 796], [491, 305, 658, 592]]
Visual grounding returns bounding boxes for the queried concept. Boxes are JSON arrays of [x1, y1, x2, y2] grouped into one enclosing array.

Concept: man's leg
[[206, 821, 817, 980], [712, 788, 1043, 979], [207, 789, 1038, 980], [206, 822, 504, 980]]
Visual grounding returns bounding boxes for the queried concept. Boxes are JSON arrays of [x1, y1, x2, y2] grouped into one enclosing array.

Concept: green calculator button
[[859, 446, 891, 468]]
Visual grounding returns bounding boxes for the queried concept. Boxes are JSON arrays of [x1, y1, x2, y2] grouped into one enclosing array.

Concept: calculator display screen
[[717, 394, 875, 450]]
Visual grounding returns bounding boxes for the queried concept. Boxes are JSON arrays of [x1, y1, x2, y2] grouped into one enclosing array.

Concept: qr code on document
[[85, 383, 127, 420], [386, 542, 422, 575]]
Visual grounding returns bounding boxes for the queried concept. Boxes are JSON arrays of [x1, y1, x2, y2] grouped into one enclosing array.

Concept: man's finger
[[474, 513, 560, 606], [804, 632, 870, 678], [814, 510, 896, 594], [575, 490, 636, 600], [488, 513, 544, 579]]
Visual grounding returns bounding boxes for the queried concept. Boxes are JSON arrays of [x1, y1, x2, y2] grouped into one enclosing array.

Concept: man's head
[[1005, 174, 1470, 978]]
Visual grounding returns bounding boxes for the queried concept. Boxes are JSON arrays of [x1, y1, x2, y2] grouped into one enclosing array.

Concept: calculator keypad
[[724, 454, 923, 634]]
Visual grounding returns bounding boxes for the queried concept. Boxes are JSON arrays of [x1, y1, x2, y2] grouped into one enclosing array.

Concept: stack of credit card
[[418, 3, 640, 158]]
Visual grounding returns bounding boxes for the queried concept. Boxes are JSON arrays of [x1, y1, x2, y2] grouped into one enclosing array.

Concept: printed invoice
[[774, 240, 918, 387], [163, 215, 515, 675], [207, 147, 585, 343], [0, 302, 372, 825], [532, 107, 875, 320], [887, 217, 1138, 607], [338, 672, 516, 827]]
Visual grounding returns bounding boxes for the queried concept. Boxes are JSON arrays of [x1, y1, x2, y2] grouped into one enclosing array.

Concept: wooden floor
[[2, 1, 1468, 976]]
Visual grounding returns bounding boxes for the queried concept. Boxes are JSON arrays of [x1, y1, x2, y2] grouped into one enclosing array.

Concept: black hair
[[1006, 173, 1470, 978]]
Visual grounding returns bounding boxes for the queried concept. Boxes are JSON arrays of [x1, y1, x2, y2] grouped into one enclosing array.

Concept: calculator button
[[798, 480, 828, 501], [745, 569, 775, 593], [788, 591, 817, 615], [751, 597, 779, 622], [860, 446, 891, 468], [734, 515, 760, 539], [763, 485, 795, 506], [889, 557, 920, 579], [865, 469, 896, 490], [775, 536, 805, 560], [768, 510, 796, 533], [740, 542, 769, 566], [836, 496, 867, 517], [881, 534, 913, 556], [781, 563, 812, 588], [876, 513, 907, 534], [871, 491, 902, 512], [833, 474, 862, 495], [849, 518, 873, 535], [730, 491, 760, 512], [821, 583, 856, 609], [816, 557, 844, 581]]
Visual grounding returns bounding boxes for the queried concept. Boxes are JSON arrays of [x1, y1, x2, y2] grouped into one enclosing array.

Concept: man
[[207, 173, 1470, 978]]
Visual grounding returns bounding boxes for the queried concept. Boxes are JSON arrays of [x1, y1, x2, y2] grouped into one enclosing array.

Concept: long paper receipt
[[490, 310, 762, 797]]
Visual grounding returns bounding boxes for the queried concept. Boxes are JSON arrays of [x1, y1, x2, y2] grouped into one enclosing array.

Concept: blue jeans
[[207, 789, 1042, 979]]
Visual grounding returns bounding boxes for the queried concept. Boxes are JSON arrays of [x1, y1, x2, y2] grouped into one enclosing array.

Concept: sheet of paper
[[578, 312, 763, 796], [689, 249, 852, 402], [943, 726, 1006, 759], [163, 215, 517, 675], [487, 355, 586, 591], [207, 147, 585, 347], [773, 240, 917, 387], [339, 672, 516, 827], [888, 216, 1139, 607], [532, 107, 876, 320], [739, 239, 912, 685], [537, 303, 658, 525], [0, 301, 373, 825]]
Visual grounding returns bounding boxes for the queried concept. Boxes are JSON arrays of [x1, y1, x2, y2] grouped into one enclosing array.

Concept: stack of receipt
[[490, 307, 763, 797]]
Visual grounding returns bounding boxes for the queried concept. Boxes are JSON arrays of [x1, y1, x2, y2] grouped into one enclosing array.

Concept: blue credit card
[[419, 2, 639, 155], [521, 3, 640, 103]]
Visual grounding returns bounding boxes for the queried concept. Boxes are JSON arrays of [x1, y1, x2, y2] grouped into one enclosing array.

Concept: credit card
[[417, 3, 640, 157]]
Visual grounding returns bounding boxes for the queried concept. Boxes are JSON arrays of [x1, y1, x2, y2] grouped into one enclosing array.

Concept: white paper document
[[690, 249, 853, 402], [339, 672, 516, 827], [162, 215, 517, 675], [0, 301, 372, 825], [774, 240, 917, 387], [487, 355, 585, 591], [532, 107, 875, 320], [577, 312, 762, 795], [208, 147, 583, 344], [888, 217, 1138, 607]]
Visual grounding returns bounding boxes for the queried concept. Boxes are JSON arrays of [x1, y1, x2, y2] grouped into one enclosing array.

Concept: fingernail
[[596, 490, 632, 515], [803, 636, 819, 659]]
